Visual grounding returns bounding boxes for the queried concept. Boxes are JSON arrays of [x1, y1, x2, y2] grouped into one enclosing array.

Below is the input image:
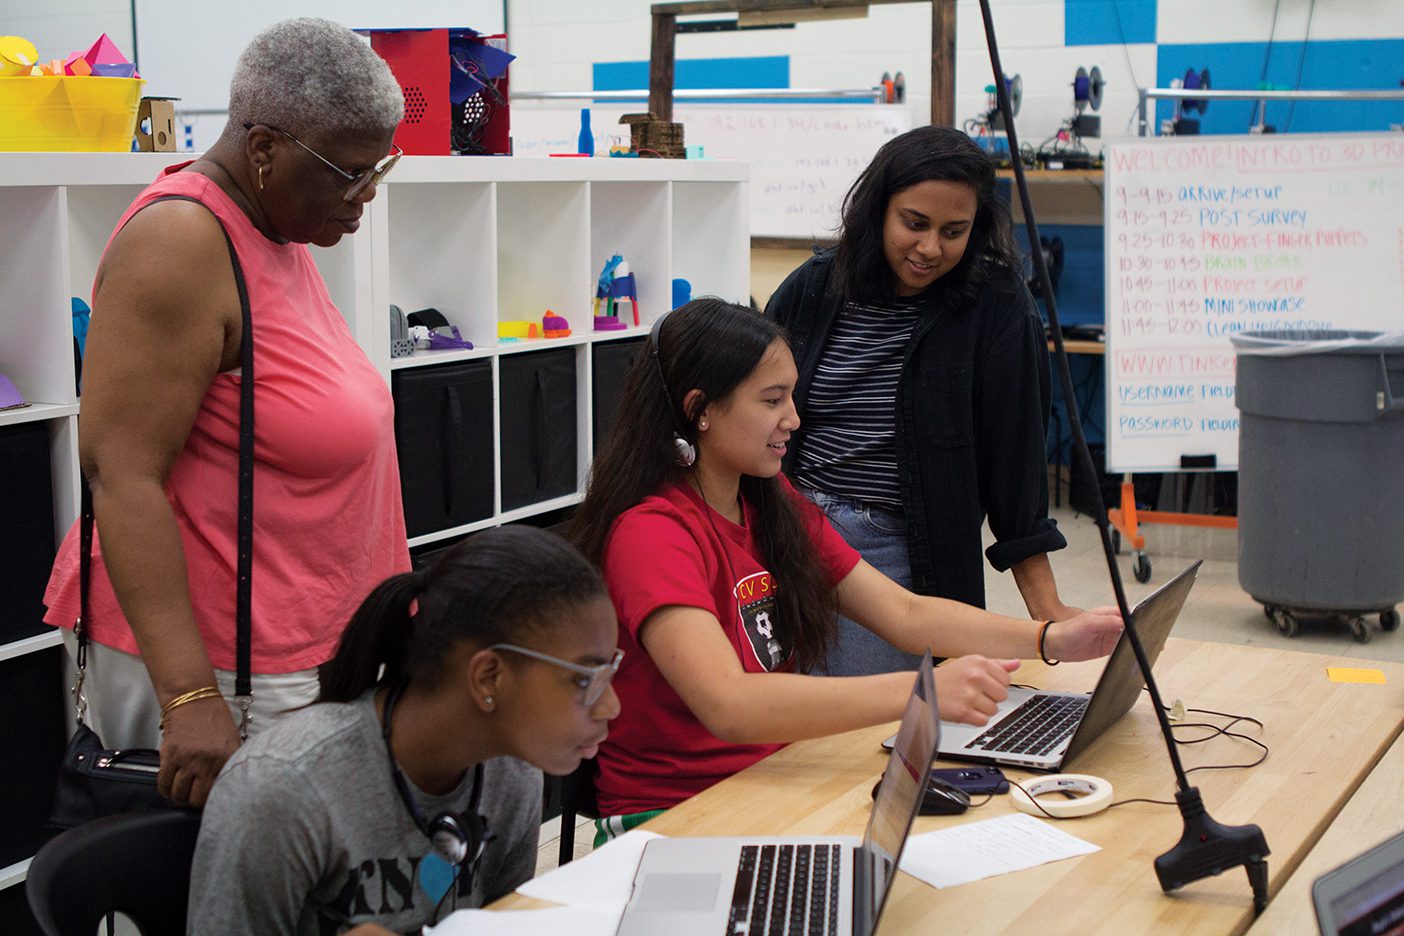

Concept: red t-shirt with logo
[[596, 476, 861, 815]]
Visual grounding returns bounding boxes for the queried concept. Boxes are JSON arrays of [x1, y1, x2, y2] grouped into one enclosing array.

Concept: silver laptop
[[616, 652, 940, 936], [936, 560, 1202, 771], [1312, 828, 1404, 935]]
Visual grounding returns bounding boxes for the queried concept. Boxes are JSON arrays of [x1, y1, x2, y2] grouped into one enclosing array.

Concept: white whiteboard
[[1104, 133, 1404, 473], [133, 2, 504, 111], [511, 103, 912, 240]]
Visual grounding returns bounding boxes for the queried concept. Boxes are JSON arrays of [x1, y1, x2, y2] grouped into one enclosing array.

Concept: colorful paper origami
[[82, 34, 128, 67]]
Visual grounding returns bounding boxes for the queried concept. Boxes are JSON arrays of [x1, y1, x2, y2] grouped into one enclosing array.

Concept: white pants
[[60, 629, 320, 749]]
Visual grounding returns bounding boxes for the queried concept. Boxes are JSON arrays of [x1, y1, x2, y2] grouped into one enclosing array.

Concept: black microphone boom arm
[[973, 0, 1270, 915]]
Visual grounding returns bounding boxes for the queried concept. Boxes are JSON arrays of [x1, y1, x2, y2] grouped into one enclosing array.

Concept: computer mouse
[[920, 776, 971, 815], [870, 776, 971, 816]]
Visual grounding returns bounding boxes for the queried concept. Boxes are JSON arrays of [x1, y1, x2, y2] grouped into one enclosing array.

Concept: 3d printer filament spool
[[1074, 71, 1091, 102]]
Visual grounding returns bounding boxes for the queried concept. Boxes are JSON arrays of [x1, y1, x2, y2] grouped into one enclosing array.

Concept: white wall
[[9, 1, 504, 150], [508, 0, 1162, 154], [1, 1, 1170, 149], [510, 0, 1404, 149], [5, 0, 135, 70], [1156, 0, 1404, 43], [13, 1, 1404, 173]]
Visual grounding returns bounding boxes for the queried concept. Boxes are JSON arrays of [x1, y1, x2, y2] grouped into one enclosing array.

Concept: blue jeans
[[803, 488, 923, 676]]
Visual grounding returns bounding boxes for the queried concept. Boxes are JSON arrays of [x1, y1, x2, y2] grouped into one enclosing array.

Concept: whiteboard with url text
[[1103, 133, 1404, 473], [511, 103, 912, 240]]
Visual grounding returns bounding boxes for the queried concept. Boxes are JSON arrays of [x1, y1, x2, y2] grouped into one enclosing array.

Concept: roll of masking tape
[[1010, 774, 1113, 818]]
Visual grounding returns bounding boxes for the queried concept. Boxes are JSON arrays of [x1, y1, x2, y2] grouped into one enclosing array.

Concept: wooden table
[[999, 168, 1105, 226], [1046, 335, 1105, 507], [497, 638, 1404, 934], [1052, 337, 1106, 356], [1244, 729, 1404, 935]]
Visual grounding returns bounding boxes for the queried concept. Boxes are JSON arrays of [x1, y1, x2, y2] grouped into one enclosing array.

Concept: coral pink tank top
[[44, 164, 409, 672]]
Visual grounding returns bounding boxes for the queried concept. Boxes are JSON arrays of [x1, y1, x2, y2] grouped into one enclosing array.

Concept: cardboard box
[[135, 97, 177, 152]]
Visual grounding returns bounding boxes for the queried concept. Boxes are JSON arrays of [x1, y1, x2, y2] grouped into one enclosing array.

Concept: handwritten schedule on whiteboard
[[1104, 133, 1404, 473], [680, 106, 911, 239], [511, 103, 910, 239]]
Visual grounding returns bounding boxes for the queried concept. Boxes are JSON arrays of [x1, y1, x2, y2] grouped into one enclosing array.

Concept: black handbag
[[48, 196, 256, 832], [48, 722, 164, 830]]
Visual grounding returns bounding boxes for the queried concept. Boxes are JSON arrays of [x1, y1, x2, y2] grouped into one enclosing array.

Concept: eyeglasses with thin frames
[[490, 644, 624, 707], [245, 123, 402, 201]]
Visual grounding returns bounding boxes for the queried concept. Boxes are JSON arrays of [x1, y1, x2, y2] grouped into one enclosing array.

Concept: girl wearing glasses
[[189, 526, 621, 935], [43, 17, 410, 810], [571, 298, 1121, 833]]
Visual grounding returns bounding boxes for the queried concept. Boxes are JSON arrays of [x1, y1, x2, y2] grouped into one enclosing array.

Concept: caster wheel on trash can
[[1382, 609, 1400, 632], [1272, 607, 1298, 638], [1133, 554, 1152, 584], [1350, 616, 1372, 644]]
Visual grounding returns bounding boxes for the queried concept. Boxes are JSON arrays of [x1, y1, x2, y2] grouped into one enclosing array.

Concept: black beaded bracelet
[[1037, 619, 1060, 666]]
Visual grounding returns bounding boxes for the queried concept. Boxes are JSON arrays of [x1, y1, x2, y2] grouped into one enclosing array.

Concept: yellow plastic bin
[[0, 76, 145, 151]]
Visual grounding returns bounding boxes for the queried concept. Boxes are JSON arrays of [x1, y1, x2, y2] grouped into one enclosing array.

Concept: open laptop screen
[[856, 652, 938, 935], [1314, 829, 1404, 935]]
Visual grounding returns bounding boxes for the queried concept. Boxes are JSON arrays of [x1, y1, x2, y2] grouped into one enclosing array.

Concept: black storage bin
[[593, 338, 645, 451], [392, 362, 494, 539], [500, 349, 578, 512], [0, 422, 57, 643], [0, 647, 66, 869]]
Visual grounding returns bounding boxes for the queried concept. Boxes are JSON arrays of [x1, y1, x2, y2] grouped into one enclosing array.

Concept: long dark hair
[[319, 526, 607, 701], [832, 124, 1021, 306], [571, 298, 837, 672]]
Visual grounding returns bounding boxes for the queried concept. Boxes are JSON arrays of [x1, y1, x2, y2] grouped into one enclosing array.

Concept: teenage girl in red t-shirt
[[571, 298, 1124, 833]]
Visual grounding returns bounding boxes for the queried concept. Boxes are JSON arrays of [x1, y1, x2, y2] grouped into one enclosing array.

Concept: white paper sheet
[[513, 828, 662, 910], [899, 813, 1100, 889], [426, 905, 621, 936]]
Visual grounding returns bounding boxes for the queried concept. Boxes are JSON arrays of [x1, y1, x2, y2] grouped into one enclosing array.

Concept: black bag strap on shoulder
[[76, 192, 256, 738]]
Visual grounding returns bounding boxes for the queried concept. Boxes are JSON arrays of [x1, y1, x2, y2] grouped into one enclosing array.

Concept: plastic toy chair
[[27, 808, 202, 936], [555, 757, 599, 866]]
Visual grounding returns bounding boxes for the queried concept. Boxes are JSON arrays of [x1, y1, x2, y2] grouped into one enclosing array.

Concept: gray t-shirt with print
[[188, 691, 542, 935]]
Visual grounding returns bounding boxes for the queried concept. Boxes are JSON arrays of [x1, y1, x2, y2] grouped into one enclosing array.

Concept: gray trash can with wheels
[[1232, 329, 1404, 643]]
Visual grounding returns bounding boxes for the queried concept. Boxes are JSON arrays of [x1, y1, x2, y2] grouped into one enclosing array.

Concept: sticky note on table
[[1327, 667, 1387, 684]]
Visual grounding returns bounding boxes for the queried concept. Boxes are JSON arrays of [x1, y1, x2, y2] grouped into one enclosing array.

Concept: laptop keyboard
[[968, 694, 1090, 757], [726, 843, 841, 935]]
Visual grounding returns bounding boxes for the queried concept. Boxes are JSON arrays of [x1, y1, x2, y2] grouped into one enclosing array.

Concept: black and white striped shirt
[[792, 298, 923, 507]]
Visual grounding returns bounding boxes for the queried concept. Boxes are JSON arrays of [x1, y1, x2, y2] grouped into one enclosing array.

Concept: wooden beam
[[650, 10, 678, 123], [931, 0, 956, 126], [649, 0, 959, 127], [655, 0, 907, 13]]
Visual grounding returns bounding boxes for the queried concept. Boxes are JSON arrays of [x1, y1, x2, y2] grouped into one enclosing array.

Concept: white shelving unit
[[369, 157, 748, 549], [0, 153, 192, 909], [0, 152, 748, 903], [369, 156, 748, 376]]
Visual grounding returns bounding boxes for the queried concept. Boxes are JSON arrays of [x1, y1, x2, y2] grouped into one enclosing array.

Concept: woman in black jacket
[[765, 125, 1079, 676]]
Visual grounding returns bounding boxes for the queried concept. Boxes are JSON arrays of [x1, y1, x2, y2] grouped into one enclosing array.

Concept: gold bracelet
[[1037, 619, 1060, 666], [159, 685, 223, 731]]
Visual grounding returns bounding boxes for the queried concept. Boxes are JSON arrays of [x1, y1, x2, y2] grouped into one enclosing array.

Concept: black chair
[[556, 758, 599, 866], [27, 809, 202, 936]]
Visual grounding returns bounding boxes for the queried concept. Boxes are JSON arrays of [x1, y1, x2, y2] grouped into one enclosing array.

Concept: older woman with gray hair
[[42, 17, 411, 808]]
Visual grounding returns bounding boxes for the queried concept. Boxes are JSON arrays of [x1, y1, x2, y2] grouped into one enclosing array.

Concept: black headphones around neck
[[650, 313, 697, 467], [381, 683, 489, 880]]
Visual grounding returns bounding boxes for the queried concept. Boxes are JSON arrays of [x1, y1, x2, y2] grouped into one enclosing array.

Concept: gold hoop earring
[[257, 165, 266, 191]]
